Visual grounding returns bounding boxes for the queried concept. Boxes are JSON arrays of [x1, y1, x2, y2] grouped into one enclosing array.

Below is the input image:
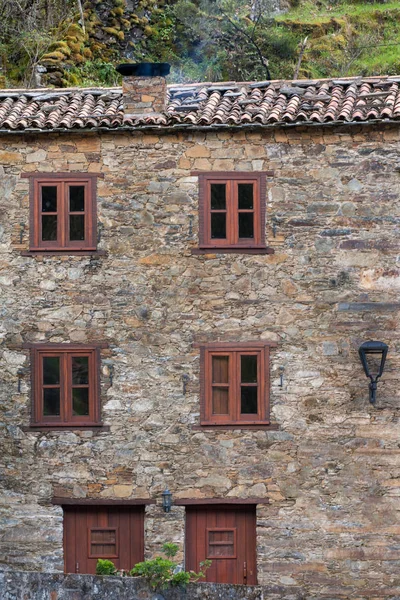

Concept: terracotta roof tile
[[1, 75, 400, 132]]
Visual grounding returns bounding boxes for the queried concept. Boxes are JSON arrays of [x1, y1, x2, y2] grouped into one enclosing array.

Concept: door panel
[[185, 505, 257, 585], [64, 505, 144, 574]]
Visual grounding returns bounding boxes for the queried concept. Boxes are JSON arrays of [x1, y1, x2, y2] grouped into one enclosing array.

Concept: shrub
[[96, 542, 211, 589], [96, 559, 117, 576], [130, 542, 211, 590]]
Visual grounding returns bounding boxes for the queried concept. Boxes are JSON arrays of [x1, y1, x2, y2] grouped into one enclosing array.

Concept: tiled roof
[[1, 75, 400, 132]]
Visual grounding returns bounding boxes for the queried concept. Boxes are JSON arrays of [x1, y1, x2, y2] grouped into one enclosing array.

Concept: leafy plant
[[96, 559, 117, 576], [130, 542, 212, 590]]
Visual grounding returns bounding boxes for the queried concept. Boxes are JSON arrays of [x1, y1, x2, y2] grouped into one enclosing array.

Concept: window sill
[[23, 424, 110, 432], [193, 423, 280, 431], [192, 247, 275, 255], [21, 250, 107, 257]]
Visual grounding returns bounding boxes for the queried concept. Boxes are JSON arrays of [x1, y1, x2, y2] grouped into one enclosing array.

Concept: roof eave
[[0, 117, 398, 135]]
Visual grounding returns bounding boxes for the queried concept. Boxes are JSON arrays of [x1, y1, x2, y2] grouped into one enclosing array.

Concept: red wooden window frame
[[31, 344, 101, 427], [27, 174, 98, 251], [195, 172, 267, 250], [200, 343, 271, 426]]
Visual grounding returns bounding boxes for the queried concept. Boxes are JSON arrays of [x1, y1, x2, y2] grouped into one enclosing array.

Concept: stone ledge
[[21, 250, 107, 257], [0, 571, 324, 600], [191, 247, 275, 255]]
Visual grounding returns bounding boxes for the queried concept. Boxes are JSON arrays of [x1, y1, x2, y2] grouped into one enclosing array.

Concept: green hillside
[[1, 0, 399, 88], [277, 0, 400, 79]]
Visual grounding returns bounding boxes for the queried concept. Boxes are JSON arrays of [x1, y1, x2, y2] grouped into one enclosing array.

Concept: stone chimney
[[116, 63, 170, 116]]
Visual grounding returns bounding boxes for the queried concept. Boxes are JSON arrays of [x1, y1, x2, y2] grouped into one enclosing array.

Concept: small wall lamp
[[162, 488, 173, 513], [358, 340, 388, 404]]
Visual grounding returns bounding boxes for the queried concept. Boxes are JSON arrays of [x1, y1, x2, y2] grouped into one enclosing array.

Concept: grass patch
[[278, 1, 400, 23]]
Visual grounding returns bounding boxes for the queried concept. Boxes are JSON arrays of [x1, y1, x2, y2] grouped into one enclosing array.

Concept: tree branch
[[293, 36, 308, 80], [219, 8, 271, 79]]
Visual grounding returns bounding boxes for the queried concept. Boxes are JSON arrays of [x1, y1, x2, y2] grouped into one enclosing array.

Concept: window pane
[[41, 186, 57, 212], [241, 355, 258, 383], [212, 387, 229, 414], [238, 213, 254, 239], [69, 215, 85, 241], [208, 530, 235, 557], [91, 530, 116, 543], [212, 356, 229, 383], [43, 388, 60, 416], [238, 183, 253, 209], [42, 215, 57, 241], [72, 356, 89, 384], [211, 183, 226, 209], [69, 185, 85, 212], [211, 213, 226, 239], [72, 388, 89, 416], [92, 544, 116, 554], [241, 387, 258, 414], [43, 357, 60, 384], [364, 353, 384, 379]]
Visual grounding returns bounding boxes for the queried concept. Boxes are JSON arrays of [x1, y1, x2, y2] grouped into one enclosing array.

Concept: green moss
[[68, 41, 82, 53], [103, 27, 120, 37], [42, 50, 67, 61], [48, 41, 72, 57]]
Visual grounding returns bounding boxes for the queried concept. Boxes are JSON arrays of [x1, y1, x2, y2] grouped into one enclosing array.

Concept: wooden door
[[63, 505, 144, 574], [185, 505, 257, 585]]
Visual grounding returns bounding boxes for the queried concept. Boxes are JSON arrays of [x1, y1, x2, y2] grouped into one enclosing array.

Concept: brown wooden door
[[185, 505, 257, 585], [64, 505, 144, 574]]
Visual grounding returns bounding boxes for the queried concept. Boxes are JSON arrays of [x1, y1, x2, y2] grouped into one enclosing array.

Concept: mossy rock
[[48, 41, 72, 57], [42, 50, 68, 62], [41, 58, 64, 66], [65, 23, 85, 41], [90, 42, 106, 53], [72, 53, 85, 63], [103, 27, 121, 37], [68, 41, 83, 53], [64, 73, 81, 86]]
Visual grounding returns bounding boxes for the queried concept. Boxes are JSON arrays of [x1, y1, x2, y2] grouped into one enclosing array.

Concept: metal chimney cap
[[116, 63, 170, 77]]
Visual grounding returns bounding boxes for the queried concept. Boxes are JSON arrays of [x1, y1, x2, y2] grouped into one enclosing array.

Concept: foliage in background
[[0, 0, 400, 87]]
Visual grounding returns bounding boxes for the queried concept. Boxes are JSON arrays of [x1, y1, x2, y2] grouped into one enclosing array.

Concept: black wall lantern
[[358, 341, 388, 404], [162, 488, 173, 513]]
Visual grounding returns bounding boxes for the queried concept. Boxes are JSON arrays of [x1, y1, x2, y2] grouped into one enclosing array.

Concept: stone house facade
[[1, 69, 400, 597]]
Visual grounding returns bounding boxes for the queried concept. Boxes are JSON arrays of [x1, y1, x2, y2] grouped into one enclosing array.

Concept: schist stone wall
[[0, 572, 316, 600], [1, 123, 400, 598]]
